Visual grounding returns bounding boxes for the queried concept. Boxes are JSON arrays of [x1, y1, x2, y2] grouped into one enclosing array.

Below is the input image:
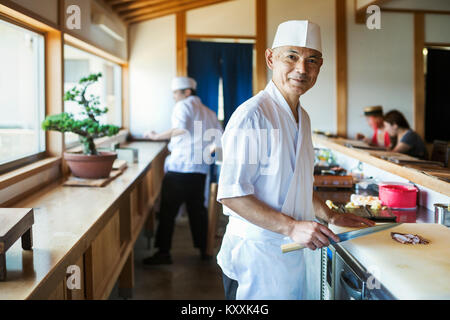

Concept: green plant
[[42, 73, 119, 155]]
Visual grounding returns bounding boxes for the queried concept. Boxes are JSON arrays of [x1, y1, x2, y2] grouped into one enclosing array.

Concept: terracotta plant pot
[[64, 151, 117, 179]]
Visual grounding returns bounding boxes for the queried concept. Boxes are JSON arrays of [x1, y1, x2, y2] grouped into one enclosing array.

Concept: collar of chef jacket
[[265, 80, 300, 127]]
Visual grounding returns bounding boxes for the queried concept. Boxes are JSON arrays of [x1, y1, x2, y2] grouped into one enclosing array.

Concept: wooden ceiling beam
[[126, 0, 229, 24], [121, 0, 195, 19], [114, 0, 168, 12], [106, 0, 137, 6]]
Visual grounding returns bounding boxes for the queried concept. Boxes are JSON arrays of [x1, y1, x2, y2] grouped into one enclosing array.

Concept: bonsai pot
[[64, 151, 117, 179]]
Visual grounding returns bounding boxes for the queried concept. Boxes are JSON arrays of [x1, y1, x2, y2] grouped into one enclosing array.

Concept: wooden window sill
[[0, 157, 61, 191]]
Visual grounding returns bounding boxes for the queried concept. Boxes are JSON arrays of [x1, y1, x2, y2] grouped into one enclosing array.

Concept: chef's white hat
[[272, 20, 322, 53], [171, 76, 197, 91]]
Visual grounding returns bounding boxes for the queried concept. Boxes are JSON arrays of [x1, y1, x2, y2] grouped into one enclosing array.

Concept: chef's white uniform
[[165, 95, 223, 174], [216, 80, 321, 300]]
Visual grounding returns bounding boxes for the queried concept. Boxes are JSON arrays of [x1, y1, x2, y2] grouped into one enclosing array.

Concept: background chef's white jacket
[[165, 95, 223, 175], [216, 80, 319, 300]]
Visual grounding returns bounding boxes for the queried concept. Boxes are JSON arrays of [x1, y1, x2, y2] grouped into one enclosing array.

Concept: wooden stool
[[0, 208, 34, 281]]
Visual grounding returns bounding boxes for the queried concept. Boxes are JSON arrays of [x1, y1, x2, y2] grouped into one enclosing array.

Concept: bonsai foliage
[[42, 73, 119, 155]]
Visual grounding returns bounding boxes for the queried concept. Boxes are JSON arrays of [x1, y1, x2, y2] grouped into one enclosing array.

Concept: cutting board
[[334, 223, 450, 299]]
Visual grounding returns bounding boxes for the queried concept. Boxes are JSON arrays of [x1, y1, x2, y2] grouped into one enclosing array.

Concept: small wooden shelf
[[0, 208, 34, 281]]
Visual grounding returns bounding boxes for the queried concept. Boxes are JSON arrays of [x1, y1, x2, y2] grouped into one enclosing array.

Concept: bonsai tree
[[42, 73, 120, 155]]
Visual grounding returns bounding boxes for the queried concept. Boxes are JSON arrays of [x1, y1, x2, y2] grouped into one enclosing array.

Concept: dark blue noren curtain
[[221, 43, 253, 125], [187, 41, 253, 125], [187, 41, 221, 114]]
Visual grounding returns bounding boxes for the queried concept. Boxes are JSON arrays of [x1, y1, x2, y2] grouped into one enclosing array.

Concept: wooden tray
[[0, 208, 34, 281], [63, 160, 128, 188]]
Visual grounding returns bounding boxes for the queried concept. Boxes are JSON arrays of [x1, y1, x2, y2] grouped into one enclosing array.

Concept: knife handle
[[281, 242, 306, 253]]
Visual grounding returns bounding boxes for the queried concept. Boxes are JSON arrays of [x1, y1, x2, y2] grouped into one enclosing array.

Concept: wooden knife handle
[[281, 242, 306, 253]]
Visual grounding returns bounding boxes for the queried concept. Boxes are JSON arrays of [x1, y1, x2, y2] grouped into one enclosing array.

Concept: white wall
[[128, 1, 450, 138], [426, 14, 450, 44], [129, 15, 176, 137], [346, 0, 414, 139], [187, 0, 255, 36], [267, 0, 337, 134]]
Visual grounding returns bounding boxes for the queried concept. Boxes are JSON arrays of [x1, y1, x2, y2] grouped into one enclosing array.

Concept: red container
[[379, 183, 418, 209]]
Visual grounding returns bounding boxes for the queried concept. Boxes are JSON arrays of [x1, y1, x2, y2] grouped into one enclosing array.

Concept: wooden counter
[[313, 135, 450, 197], [0, 141, 168, 300]]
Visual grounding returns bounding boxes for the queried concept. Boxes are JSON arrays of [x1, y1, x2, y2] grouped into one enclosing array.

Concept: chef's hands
[[288, 221, 340, 251], [330, 212, 375, 228]]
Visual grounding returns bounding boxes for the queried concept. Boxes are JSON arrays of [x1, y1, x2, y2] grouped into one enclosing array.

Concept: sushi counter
[[313, 135, 450, 300]]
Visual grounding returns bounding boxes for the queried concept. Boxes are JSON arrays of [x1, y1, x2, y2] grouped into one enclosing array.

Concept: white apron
[[217, 85, 320, 299]]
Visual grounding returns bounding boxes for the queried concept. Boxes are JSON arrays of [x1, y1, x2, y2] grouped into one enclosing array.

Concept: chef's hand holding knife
[[287, 211, 375, 251], [288, 193, 377, 251], [287, 221, 340, 251]]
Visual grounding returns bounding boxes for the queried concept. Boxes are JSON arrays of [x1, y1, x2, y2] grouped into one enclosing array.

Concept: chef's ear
[[265, 48, 275, 70]]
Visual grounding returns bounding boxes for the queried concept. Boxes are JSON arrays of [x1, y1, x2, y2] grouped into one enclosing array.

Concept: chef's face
[[266, 46, 323, 97], [173, 89, 191, 102]]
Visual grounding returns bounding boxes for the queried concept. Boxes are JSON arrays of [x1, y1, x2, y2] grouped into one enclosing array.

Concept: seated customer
[[356, 106, 391, 148], [383, 110, 428, 159]]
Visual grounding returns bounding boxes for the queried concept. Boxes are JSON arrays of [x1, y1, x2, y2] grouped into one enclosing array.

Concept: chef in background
[[216, 20, 375, 300], [356, 106, 391, 148], [143, 76, 223, 265]]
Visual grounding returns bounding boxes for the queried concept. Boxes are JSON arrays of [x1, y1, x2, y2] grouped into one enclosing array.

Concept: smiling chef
[[216, 20, 375, 300]]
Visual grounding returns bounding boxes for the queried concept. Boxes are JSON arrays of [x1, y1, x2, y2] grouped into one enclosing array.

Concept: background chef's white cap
[[171, 76, 197, 91], [271, 20, 322, 53]]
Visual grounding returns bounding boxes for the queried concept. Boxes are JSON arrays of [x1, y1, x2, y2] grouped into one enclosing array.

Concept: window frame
[[0, 4, 130, 208], [0, 14, 47, 174], [0, 14, 129, 176], [63, 36, 126, 150]]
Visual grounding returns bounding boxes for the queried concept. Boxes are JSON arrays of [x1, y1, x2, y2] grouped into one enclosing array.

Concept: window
[[64, 44, 122, 146], [0, 19, 45, 167]]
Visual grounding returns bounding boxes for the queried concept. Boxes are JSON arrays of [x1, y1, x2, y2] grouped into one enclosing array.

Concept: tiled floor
[[110, 214, 226, 300]]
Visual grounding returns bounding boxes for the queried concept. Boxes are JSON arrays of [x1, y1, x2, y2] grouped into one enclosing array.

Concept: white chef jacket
[[165, 95, 223, 175], [216, 80, 321, 300]]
